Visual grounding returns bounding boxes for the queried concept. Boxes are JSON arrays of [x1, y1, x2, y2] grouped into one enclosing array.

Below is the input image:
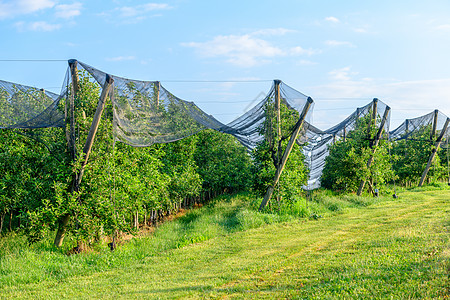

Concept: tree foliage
[[391, 125, 447, 186], [252, 98, 308, 208], [0, 71, 254, 247], [321, 112, 394, 194]]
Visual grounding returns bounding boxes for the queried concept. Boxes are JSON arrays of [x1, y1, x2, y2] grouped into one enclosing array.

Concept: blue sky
[[1, 0, 450, 129]]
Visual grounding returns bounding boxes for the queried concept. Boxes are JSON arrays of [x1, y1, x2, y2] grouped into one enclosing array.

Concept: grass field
[[0, 188, 449, 299]]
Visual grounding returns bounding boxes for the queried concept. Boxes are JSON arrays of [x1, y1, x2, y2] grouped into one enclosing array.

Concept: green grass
[[0, 188, 449, 299]]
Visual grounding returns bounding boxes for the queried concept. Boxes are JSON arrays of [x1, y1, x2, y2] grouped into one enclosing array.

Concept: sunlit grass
[[0, 187, 449, 299]]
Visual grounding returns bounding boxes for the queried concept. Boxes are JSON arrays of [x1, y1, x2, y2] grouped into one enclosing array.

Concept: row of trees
[[0, 74, 256, 246], [0, 71, 309, 247], [0, 74, 447, 247], [321, 111, 448, 193]]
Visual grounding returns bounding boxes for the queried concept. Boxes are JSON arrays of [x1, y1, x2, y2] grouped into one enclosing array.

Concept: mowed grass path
[[2, 190, 449, 299]]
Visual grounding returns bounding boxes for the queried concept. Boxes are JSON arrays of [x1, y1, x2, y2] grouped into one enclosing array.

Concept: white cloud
[[290, 46, 317, 56], [14, 21, 61, 31], [328, 67, 357, 81], [297, 59, 317, 66], [183, 34, 285, 67], [0, 0, 55, 19], [252, 28, 296, 36], [183, 30, 317, 67], [325, 16, 340, 23], [353, 28, 368, 33], [435, 24, 450, 31], [325, 40, 355, 47], [55, 2, 82, 19], [106, 56, 136, 62], [115, 3, 172, 20]]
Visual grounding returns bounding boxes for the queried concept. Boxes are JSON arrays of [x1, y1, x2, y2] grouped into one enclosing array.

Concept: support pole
[[419, 117, 450, 187], [405, 119, 409, 157], [431, 110, 438, 141], [274, 80, 282, 202], [259, 97, 314, 211], [357, 105, 391, 196], [155, 81, 160, 107], [368, 98, 378, 140], [274, 79, 282, 164], [68, 59, 79, 160]]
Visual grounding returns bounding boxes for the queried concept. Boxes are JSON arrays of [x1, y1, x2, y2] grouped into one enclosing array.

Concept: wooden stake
[[419, 117, 450, 187], [274, 80, 282, 163], [357, 105, 391, 196], [274, 80, 282, 138], [368, 98, 378, 141], [274, 80, 282, 202], [405, 119, 409, 157], [259, 97, 314, 211], [155, 81, 160, 107], [68, 59, 79, 160], [431, 110, 438, 141]]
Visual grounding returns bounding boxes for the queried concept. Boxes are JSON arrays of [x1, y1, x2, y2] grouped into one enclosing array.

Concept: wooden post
[[259, 97, 314, 211], [405, 119, 409, 157], [368, 98, 378, 140], [68, 59, 79, 160], [274, 80, 282, 202], [357, 105, 391, 196], [155, 81, 160, 107], [274, 80, 282, 163], [405, 119, 409, 139], [419, 117, 450, 187], [274, 80, 282, 139], [75, 74, 114, 189], [372, 99, 378, 121], [431, 110, 439, 141]]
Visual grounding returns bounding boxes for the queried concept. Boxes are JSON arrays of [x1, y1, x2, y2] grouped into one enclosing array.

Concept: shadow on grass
[[217, 207, 242, 233]]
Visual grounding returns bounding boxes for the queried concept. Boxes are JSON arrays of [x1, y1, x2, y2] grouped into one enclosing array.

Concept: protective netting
[[76, 61, 312, 150], [302, 99, 391, 190], [0, 79, 65, 129], [6, 59, 449, 192], [389, 110, 450, 144]]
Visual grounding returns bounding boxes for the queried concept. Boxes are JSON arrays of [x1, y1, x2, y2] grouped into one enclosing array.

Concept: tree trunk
[[133, 211, 139, 229], [8, 210, 12, 232], [0, 211, 5, 234], [54, 214, 70, 247]]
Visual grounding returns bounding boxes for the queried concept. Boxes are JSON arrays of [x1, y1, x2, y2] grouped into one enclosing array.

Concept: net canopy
[[389, 110, 450, 144], [76, 61, 312, 150], [302, 99, 391, 190], [0, 79, 65, 129]]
